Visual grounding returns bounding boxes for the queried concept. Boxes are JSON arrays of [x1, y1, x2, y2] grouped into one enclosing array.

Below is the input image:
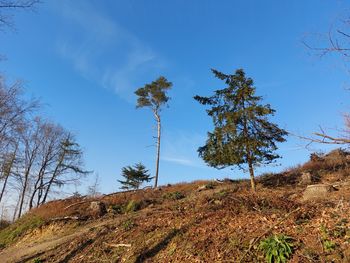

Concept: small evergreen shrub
[[205, 182, 216, 189], [123, 200, 140, 213], [259, 234, 294, 263], [162, 191, 185, 200], [121, 219, 135, 231], [320, 224, 338, 252], [323, 240, 336, 252], [110, 204, 123, 214], [214, 189, 228, 200]]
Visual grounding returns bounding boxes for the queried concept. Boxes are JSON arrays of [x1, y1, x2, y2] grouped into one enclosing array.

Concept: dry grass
[[2, 148, 350, 262]]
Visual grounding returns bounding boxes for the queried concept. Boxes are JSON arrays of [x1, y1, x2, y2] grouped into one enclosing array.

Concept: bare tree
[[16, 117, 42, 218], [303, 14, 350, 59], [303, 14, 350, 146], [28, 121, 65, 209], [0, 141, 18, 204], [0, 0, 40, 29], [40, 133, 89, 205], [87, 173, 100, 197], [0, 78, 37, 214], [0, 78, 38, 148]]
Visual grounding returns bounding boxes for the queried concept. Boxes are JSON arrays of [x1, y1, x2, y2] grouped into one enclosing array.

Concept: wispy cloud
[[161, 131, 206, 168], [54, 0, 165, 101], [161, 156, 197, 166]]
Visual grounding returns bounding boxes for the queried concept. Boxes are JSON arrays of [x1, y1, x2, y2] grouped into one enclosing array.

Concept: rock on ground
[[302, 184, 335, 201]]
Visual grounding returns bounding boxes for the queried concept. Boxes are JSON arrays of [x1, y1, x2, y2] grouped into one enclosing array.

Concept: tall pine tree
[[135, 76, 172, 188], [194, 69, 287, 191]]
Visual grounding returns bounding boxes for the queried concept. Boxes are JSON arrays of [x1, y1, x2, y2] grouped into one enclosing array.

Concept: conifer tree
[[194, 69, 287, 191], [118, 163, 152, 190], [135, 76, 172, 188]]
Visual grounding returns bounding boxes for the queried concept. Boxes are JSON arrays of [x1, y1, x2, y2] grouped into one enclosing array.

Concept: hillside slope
[[1, 149, 350, 262]]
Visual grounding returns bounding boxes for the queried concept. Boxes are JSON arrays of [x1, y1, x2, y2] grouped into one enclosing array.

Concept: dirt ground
[[1, 150, 350, 262]]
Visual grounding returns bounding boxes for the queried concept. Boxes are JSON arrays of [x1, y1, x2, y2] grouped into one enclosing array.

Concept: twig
[[318, 234, 324, 254], [49, 216, 82, 221], [64, 200, 90, 210], [104, 242, 131, 248], [238, 207, 301, 262], [335, 197, 344, 210]]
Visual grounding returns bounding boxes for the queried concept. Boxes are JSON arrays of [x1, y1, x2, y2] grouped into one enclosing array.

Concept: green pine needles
[[118, 163, 152, 190], [194, 69, 287, 191], [259, 234, 294, 263]]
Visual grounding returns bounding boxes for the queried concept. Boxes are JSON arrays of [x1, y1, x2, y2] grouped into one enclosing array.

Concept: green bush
[[121, 219, 135, 231], [162, 191, 185, 200], [0, 220, 11, 231], [123, 200, 141, 213], [259, 234, 294, 263], [323, 240, 336, 252], [320, 224, 338, 252], [205, 182, 216, 189], [110, 204, 123, 214], [214, 189, 228, 200]]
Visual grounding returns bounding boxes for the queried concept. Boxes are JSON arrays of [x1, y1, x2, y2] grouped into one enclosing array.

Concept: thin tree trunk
[[41, 177, 53, 205], [13, 194, 21, 222], [248, 160, 256, 192], [241, 102, 256, 192], [36, 176, 43, 207], [29, 185, 38, 210], [154, 115, 161, 188], [41, 153, 65, 205], [0, 145, 18, 204], [17, 170, 29, 218], [29, 166, 45, 210], [0, 175, 9, 205], [18, 155, 35, 218]]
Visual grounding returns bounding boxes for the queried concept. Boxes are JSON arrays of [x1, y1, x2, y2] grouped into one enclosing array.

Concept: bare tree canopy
[[303, 14, 350, 59], [0, 77, 89, 220], [0, 0, 40, 29], [302, 13, 350, 147], [299, 115, 350, 147]]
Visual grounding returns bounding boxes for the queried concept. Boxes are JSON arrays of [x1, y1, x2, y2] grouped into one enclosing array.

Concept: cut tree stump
[[299, 172, 312, 185], [89, 201, 107, 217]]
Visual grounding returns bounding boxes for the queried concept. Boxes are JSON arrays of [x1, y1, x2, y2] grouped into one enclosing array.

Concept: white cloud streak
[[161, 156, 197, 166], [161, 131, 207, 168], [54, 0, 165, 101]]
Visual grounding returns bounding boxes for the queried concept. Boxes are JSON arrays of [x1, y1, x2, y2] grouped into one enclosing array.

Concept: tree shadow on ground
[[135, 214, 208, 262], [135, 228, 183, 263], [60, 238, 93, 263]]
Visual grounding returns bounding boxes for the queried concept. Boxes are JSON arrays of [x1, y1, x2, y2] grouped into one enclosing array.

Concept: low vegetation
[[259, 234, 294, 263], [0, 214, 43, 248], [0, 149, 349, 262]]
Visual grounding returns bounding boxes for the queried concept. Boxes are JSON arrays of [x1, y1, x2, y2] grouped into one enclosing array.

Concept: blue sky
[[1, 0, 350, 194]]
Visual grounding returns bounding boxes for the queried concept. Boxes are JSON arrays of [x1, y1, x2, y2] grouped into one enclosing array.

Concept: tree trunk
[[13, 195, 21, 221], [36, 176, 44, 207], [41, 153, 64, 205], [17, 171, 29, 219], [0, 174, 9, 205], [29, 167, 45, 210], [0, 146, 18, 204], [248, 160, 256, 192], [154, 115, 161, 188], [241, 102, 256, 192]]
